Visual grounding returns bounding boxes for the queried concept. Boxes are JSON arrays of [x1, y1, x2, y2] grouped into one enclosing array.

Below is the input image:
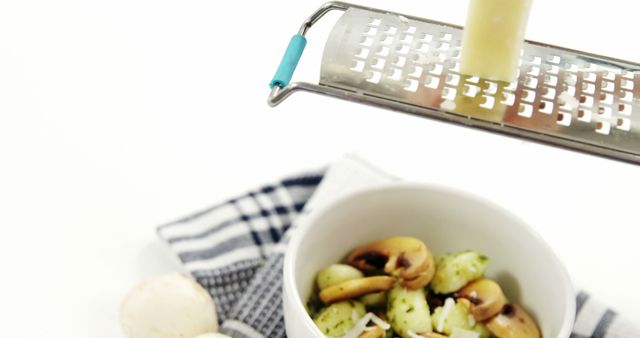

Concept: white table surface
[[1, 0, 638, 336]]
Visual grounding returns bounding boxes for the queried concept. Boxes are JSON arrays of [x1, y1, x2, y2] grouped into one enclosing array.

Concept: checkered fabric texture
[[157, 170, 638, 338]]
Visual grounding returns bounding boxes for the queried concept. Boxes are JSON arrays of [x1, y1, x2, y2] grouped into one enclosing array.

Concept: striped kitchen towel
[[157, 155, 639, 338]]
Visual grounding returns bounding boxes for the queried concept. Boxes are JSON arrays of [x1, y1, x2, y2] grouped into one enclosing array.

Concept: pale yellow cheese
[[460, 0, 533, 82]]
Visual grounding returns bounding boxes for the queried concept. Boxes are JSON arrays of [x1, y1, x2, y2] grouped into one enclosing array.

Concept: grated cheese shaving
[[559, 91, 579, 110], [341, 312, 391, 338], [437, 297, 456, 333], [370, 313, 391, 331], [352, 309, 360, 323], [440, 100, 457, 111]]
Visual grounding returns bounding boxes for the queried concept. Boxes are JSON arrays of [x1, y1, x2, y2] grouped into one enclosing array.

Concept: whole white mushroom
[[120, 272, 218, 338], [194, 334, 232, 338]]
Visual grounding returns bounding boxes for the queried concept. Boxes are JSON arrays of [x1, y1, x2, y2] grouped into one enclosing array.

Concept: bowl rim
[[283, 181, 576, 338]]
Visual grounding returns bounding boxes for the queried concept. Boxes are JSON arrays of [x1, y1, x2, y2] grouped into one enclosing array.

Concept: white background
[[1, 0, 638, 337]]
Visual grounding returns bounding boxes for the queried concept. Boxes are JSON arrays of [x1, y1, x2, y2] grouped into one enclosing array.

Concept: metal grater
[[268, 2, 640, 164]]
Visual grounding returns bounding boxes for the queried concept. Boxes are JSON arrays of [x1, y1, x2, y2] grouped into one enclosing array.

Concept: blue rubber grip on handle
[[269, 34, 307, 89]]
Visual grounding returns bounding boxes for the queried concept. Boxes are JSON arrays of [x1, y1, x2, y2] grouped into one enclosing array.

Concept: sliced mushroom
[[456, 297, 472, 310], [346, 237, 435, 289], [358, 326, 385, 338], [456, 278, 508, 321], [485, 304, 541, 338], [319, 276, 394, 304]]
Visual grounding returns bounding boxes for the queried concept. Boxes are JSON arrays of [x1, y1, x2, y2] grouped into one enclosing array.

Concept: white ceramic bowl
[[283, 183, 575, 338]]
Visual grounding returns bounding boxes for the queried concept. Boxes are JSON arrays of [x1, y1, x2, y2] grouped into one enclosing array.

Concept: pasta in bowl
[[308, 237, 539, 338], [283, 183, 574, 338]]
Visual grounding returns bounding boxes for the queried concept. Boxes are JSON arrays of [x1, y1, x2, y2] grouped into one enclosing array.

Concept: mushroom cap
[[485, 304, 541, 338], [319, 276, 394, 304], [346, 237, 435, 289], [457, 278, 508, 321], [120, 272, 218, 338]]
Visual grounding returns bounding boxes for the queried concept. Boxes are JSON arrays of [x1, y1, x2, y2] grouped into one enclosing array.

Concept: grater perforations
[[325, 7, 638, 145]]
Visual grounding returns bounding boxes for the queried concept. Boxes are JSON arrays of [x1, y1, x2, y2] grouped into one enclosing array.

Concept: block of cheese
[[460, 0, 533, 82]]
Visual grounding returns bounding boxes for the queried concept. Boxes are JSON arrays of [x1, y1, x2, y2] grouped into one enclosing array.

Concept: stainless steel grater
[[268, 2, 640, 164]]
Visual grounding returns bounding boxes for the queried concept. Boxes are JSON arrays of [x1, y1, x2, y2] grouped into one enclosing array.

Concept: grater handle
[[268, 2, 350, 96], [269, 34, 308, 89]]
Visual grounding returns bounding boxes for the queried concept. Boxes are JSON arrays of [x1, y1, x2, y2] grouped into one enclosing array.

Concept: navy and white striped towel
[[157, 155, 639, 338]]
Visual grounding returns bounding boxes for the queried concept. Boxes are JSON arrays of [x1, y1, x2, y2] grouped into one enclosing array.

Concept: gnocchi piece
[[360, 291, 388, 309], [430, 250, 489, 294], [387, 285, 432, 337], [313, 301, 366, 337], [317, 264, 365, 290], [431, 298, 490, 338]]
